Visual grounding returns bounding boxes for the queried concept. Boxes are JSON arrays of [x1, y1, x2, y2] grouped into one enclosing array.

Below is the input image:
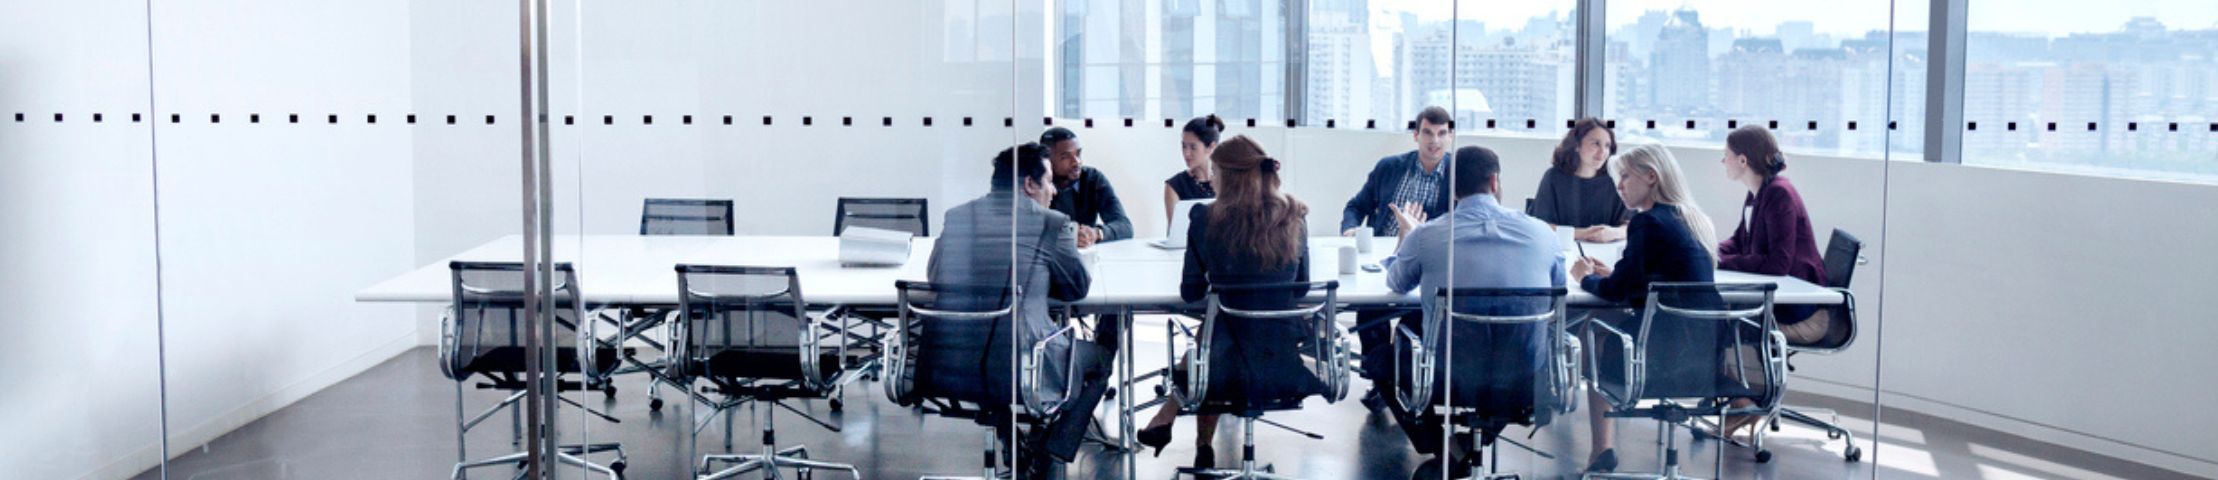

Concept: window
[[1962, 3, 2218, 182], [1601, 1, 1915, 157], [1054, 0, 1290, 121]]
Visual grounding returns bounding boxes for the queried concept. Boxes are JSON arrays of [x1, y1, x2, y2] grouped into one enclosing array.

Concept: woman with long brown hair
[[1134, 135, 1316, 470]]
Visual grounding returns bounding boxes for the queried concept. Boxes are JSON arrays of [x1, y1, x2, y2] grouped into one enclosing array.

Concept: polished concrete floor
[[138, 317, 2199, 479]]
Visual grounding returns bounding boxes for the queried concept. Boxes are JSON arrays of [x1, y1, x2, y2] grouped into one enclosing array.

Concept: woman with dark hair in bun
[[1164, 114, 1226, 222], [1718, 125, 1827, 336]]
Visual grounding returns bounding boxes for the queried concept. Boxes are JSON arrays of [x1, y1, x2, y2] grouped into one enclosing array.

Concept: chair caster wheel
[[829, 398, 844, 412], [649, 398, 664, 411], [1154, 385, 1166, 396], [611, 460, 626, 475], [796, 471, 812, 480], [603, 385, 617, 399], [1755, 450, 1772, 463], [1769, 421, 1781, 432], [1845, 445, 1863, 462]]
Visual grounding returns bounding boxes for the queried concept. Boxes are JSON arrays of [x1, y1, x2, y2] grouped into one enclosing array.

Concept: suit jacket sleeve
[[1582, 212, 1657, 303], [1341, 158, 1391, 233], [1717, 190, 1794, 275], [1087, 172, 1135, 241], [1180, 207, 1213, 303], [1042, 214, 1092, 302]]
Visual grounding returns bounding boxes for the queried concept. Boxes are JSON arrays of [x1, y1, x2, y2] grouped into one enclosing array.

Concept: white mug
[[1338, 246, 1358, 275], [1355, 234, 1374, 254]]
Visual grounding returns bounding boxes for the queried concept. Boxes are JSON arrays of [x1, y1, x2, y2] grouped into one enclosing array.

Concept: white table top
[[357, 235, 1843, 308]]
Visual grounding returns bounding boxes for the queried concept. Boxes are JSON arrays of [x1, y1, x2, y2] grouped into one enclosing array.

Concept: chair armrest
[[1587, 319, 1639, 409], [1392, 323, 1432, 412], [1024, 325, 1081, 417], [438, 307, 460, 380]]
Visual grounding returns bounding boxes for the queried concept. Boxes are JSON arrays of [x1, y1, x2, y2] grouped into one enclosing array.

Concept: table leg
[[1120, 305, 1136, 480]]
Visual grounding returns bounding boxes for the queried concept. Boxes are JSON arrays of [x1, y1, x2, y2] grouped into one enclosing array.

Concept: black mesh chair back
[[640, 198, 734, 236], [442, 262, 613, 384], [834, 197, 929, 237], [674, 265, 840, 397], [1618, 282, 1780, 403], [1402, 288, 1567, 420], [1801, 228, 1865, 351], [1183, 281, 1348, 416], [886, 280, 1017, 410]]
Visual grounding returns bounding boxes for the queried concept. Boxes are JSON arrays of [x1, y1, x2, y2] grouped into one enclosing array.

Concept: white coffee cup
[[1338, 246, 1358, 275], [1355, 234, 1374, 254]]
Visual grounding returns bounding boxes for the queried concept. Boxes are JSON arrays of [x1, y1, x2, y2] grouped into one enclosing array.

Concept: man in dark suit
[[929, 142, 1117, 476]]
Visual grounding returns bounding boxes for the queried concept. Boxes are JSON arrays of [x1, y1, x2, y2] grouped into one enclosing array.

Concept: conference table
[[356, 234, 1842, 477]]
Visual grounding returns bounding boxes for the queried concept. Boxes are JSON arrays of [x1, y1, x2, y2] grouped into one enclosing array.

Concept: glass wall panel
[[0, 2, 164, 479], [548, 0, 1025, 477], [143, 0, 512, 479]]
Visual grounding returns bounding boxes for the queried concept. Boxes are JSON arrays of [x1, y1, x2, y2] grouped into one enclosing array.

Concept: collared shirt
[[1381, 156, 1449, 236], [1382, 194, 1567, 375]]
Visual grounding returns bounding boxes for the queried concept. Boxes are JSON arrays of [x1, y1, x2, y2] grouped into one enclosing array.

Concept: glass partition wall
[[12, 1, 2218, 479]]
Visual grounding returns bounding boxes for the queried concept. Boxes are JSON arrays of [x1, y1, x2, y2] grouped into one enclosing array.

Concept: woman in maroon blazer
[[1718, 125, 1829, 342]]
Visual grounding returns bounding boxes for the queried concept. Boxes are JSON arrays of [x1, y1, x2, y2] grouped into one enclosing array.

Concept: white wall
[[1, 1, 423, 479], [140, 2, 421, 480], [0, 2, 166, 479]]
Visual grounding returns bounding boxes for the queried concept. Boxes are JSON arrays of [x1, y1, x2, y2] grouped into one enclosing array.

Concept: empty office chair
[[1394, 288, 1576, 479], [440, 262, 628, 479], [642, 198, 736, 235], [1583, 282, 1785, 480], [1166, 281, 1350, 479], [834, 197, 930, 237], [1760, 229, 1866, 462], [884, 280, 1085, 479], [674, 265, 864, 480], [612, 198, 736, 411]]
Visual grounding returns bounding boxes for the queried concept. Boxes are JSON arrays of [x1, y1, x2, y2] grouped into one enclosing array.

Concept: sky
[[1371, 0, 2218, 36]]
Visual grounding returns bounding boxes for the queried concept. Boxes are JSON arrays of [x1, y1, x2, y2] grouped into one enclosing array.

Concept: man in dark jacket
[[1341, 106, 1456, 237], [1042, 127, 1134, 247]]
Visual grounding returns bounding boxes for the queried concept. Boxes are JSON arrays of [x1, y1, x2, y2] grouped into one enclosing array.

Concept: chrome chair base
[[451, 443, 627, 480], [700, 445, 859, 480], [1773, 406, 1863, 461]]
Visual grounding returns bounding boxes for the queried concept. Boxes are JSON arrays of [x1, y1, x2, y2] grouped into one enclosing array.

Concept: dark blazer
[[1579, 203, 1715, 306], [1340, 151, 1453, 236], [1049, 166, 1134, 241], [1180, 204, 1326, 403], [1718, 175, 1826, 286]]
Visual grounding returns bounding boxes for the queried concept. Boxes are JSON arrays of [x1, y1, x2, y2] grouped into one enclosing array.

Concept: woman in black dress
[[1163, 115, 1224, 222], [1135, 134, 1317, 470]]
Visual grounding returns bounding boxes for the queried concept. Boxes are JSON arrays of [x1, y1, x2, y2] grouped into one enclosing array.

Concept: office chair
[[643, 198, 736, 235], [674, 265, 865, 480], [602, 198, 736, 412], [1166, 281, 1351, 479], [884, 280, 1087, 479], [440, 262, 628, 479], [1582, 283, 1785, 480], [1760, 229, 1866, 462], [830, 197, 932, 385], [834, 197, 930, 237], [1393, 288, 1577, 479]]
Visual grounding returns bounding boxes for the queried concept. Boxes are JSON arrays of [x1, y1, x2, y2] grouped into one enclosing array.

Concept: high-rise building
[[1651, 10, 1711, 115]]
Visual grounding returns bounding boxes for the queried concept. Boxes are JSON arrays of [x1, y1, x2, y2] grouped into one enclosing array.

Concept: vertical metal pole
[[1925, 0, 1968, 163], [1283, 0, 1309, 124], [1573, 0, 1609, 120], [517, 0, 555, 477]]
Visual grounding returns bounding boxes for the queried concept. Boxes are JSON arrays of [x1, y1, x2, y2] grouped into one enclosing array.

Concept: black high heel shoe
[[1136, 424, 1174, 457], [1585, 448, 1619, 473], [1193, 445, 1216, 470]]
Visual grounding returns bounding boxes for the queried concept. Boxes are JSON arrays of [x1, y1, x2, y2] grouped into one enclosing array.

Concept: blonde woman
[[1569, 143, 1720, 473]]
